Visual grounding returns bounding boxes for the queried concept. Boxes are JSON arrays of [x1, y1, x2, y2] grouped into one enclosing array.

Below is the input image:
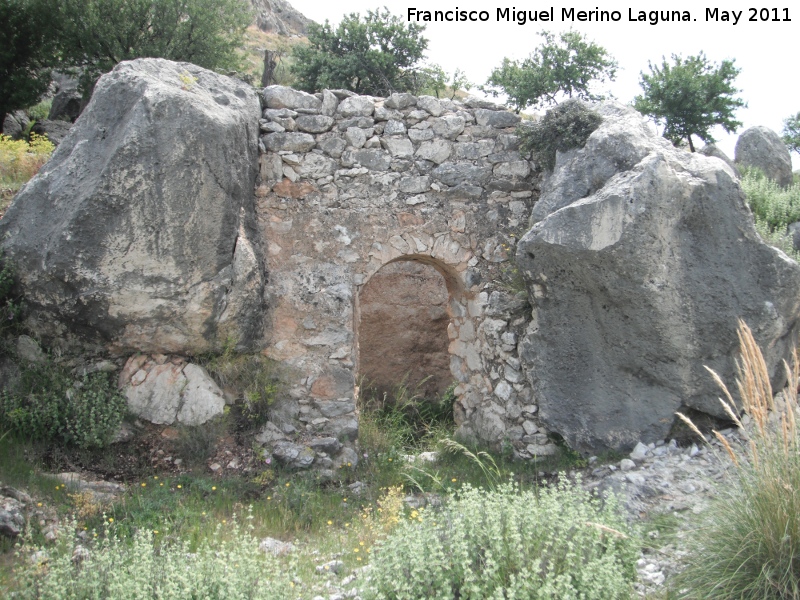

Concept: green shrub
[[675, 322, 800, 599], [0, 365, 126, 449], [0, 133, 54, 191], [12, 511, 295, 599], [200, 344, 282, 430], [0, 251, 23, 339], [25, 99, 52, 123], [518, 99, 603, 171], [364, 479, 638, 599], [741, 167, 800, 260]]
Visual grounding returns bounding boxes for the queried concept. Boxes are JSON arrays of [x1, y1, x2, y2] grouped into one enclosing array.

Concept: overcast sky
[[287, 0, 798, 168]]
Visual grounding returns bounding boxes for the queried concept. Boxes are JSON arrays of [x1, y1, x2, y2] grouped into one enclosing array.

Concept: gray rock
[[255, 421, 286, 445], [315, 399, 355, 418], [259, 537, 295, 555], [517, 102, 800, 453], [0, 495, 26, 538], [337, 96, 375, 118], [408, 128, 434, 143], [735, 125, 793, 187], [415, 139, 452, 164], [699, 143, 737, 173], [333, 446, 359, 469], [0, 59, 264, 355], [317, 134, 347, 158], [431, 163, 492, 187], [416, 95, 443, 117], [399, 176, 430, 194], [344, 127, 367, 149], [384, 93, 416, 109], [474, 109, 521, 128], [2, 111, 29, 140], [342, 148, 391, 171], [320, 90, 339, 116], [48, 72, 83, 122], [123, 359, 225, 426], [431, 115, 466, 140], [295, 115, 335, 133], [264, 132, 316, 152], [272, 441, 315, 469], [16, 335, 46, 363], [263, 85, 321, 111], [383, 120, 407, 136], [30, 119, 72, 146], [380, 137, 413, 158], [308, 437, 342, 454]]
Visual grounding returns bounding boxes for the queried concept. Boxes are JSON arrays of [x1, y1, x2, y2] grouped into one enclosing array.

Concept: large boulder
[[0, 59, 266, 355], [734, 126, 793, 187], [517, 102, 800, 453]]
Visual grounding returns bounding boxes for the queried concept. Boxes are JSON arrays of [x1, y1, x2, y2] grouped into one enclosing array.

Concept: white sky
[[287, 0, 799, 168]]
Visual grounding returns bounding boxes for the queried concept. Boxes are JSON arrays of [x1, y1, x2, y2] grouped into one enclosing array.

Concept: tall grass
[[676, 320, 800, 599], [0, 134, 54, 193]]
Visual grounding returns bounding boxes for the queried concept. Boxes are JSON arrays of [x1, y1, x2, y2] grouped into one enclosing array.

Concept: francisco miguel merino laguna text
[[408, 6, 791, 25]]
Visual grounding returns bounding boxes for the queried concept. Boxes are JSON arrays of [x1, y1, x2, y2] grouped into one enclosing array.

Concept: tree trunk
[[261, 50, 277, 88], [687, 136, 695, 153]]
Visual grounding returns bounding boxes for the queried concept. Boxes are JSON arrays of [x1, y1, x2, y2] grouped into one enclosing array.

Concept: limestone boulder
[[120, 355, 226, 425], [0, 58, 265, 355], [735, 125, 793, 187], [517, 102, 800, 453]]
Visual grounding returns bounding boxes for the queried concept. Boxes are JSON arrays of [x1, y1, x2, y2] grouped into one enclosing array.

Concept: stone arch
[[355, 252, 476, 405]]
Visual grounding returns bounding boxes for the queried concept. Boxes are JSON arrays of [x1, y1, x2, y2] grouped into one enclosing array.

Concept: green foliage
[[364, 479, 637, 599], [412, 64, 472, 100], [0, 251, 24, 339], [200, 344, 282, 430], [24, 98, 52, 123], [484, 30, 616, 112], [0, 0, 58, 126], [359, 378, 455, 451], [0, 133, 55, 191], [634, 52, 745, 152], [12, 511, 295, 599], [783, 111, 800, 156], [675, 323, 800, 599], [517, 99, 603, 171], [54, 0, 252, 93], [291, 8, 429, 96], [0, 364, 126, 449], [741, 166, 800, 260]]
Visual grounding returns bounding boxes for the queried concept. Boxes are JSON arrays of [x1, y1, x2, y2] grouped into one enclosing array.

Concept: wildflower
[[359, 541, 364, 546], [265, 458, 271, 465], [211, 486, 216, 491], [343, 498, 347, 502], [36, 503, 42, 507], [222, 519, 227, 524], [363, 453, 368, 458], [153, 476, 158, 480], [353, 548, 359, 553], [327, 520, 333, 525], [153, 530, 159, 535], [347, 462, 352, 467], [451, 478, 457, 482], [285, 482, 291, 487], [141, 483, 146, 487], [160, 483, 163, 486], [388, 458, 392, 462], [267, 496, 272, 500], [202, 512, 206, 516], [177, 485, 182, 489], [108, 518, 114, 523], [357, 556, 362, 561]]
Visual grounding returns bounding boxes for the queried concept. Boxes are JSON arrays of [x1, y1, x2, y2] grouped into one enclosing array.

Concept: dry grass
[[675, 320, 800, 599]]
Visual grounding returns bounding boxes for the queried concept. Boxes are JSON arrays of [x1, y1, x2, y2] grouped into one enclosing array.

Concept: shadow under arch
[[355, 253, 470, 404]]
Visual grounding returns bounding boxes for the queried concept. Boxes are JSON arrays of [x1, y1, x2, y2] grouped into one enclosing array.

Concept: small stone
[[630, 442, 650, 461], [620, 458, 636, 471]]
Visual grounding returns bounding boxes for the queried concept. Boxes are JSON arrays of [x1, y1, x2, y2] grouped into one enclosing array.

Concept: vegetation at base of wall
[[740, 166, 800, 260], [0, 251, 24, 340], [0, 133, 54, 193], [364, 479, 638, 599], [198, 341, 283, 431], [673, 321, 800, 599], [11, 511, 295, 600], [517, 99, 603, 171], [0, 363, 126, 449], [358, 377, 456, 453]]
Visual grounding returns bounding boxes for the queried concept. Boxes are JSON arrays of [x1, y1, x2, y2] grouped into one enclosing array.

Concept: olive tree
[[634, 52, 745, 152]]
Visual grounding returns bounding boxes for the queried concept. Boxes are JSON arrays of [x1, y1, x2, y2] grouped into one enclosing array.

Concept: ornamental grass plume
[[675, 320, 800, 599]]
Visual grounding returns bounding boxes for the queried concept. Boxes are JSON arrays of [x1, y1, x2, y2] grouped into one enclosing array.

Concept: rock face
[[119, 354, 226, 425], [517, 103, 800, 453], [0, 58, 265, 355], [249, 0, 310, 35], [734, 125, 793, 187]]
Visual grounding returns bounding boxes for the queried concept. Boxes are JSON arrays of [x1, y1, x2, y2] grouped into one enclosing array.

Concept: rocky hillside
[[249, 0, 310, 36]]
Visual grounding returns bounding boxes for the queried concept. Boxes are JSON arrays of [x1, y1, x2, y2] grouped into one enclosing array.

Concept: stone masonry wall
[[256, 86, 556, 459]]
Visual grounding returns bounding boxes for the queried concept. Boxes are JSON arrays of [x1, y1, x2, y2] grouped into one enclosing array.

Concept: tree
[[783, 112, 800, 155], [54, 0, 252, 93], [0, 0, 59, 127], [634, 53, 745, 152], [290, 8, 428, 96], [483, 30, 617, 113]]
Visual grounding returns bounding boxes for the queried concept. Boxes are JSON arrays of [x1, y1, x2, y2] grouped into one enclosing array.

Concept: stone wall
[[255, 86, 555, 457]]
